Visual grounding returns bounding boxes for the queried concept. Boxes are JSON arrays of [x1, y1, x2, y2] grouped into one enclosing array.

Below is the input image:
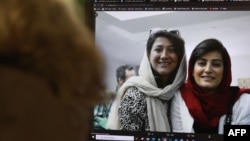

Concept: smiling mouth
[[201, 76, 215, 81], [159, 62, 170, 66]]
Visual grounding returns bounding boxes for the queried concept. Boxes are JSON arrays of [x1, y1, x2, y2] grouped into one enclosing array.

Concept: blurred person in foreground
[[0, 0, 105, 141]]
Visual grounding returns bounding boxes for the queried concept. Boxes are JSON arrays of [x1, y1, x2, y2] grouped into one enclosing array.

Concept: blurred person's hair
[[0, 0, 105, 140], [0, 0, 105, 105]]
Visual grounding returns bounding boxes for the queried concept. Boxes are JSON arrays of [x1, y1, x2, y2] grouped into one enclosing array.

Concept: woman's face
[[193, 51, 224, 93], [149, 37, 178, 78]]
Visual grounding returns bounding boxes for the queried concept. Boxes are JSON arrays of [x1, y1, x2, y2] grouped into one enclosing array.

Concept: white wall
[[231, 55, 250, 86]]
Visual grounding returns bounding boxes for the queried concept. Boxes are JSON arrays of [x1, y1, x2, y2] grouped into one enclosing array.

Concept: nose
[[204, 64, 212, 73], [161, 49, 168, 59]]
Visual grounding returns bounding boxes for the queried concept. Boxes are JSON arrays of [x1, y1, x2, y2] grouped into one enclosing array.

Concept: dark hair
[[116, 65, 134, 82], [188, 38, 231, 90], [146, 30, 185, 62]]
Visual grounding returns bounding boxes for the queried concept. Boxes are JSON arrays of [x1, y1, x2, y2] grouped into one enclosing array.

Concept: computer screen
[[91, 1, 250, 141]]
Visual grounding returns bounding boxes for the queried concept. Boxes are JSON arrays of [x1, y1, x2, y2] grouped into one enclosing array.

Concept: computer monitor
[[90, 1, 250, 141]]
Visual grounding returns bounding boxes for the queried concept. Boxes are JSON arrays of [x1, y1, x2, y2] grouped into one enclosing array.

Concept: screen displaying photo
[[91, 3, 250, 140]]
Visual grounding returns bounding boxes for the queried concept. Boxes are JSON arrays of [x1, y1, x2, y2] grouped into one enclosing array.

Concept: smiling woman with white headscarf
[[106, 28, 187, 132]]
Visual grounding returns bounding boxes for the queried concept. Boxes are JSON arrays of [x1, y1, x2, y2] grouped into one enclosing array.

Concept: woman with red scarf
[[170, 38, 250, 134]]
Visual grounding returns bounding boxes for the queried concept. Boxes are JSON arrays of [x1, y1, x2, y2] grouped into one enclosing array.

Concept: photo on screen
[[95, 11, 250, 92]]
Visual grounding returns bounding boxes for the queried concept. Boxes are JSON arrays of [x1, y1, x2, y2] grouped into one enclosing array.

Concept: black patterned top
[[118, 86, 150, 131]]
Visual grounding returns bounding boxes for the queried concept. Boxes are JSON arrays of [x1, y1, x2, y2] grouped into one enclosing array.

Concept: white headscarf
[[106, 49, 187, 132]]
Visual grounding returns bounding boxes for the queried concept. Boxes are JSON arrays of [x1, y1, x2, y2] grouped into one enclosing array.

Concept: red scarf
[[181, 83, 229, 128], [181, 84, 250, 129]]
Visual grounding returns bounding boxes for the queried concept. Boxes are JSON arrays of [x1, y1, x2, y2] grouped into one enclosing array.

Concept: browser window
[[90, 1, 250, 141]]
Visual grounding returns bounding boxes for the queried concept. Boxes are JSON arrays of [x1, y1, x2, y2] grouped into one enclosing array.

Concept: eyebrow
[[197, 58, 223, 62], [154, 43, 174, 48]]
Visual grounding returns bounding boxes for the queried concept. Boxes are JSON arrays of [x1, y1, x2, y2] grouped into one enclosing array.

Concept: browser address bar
[[95, 134, 134, 141]]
